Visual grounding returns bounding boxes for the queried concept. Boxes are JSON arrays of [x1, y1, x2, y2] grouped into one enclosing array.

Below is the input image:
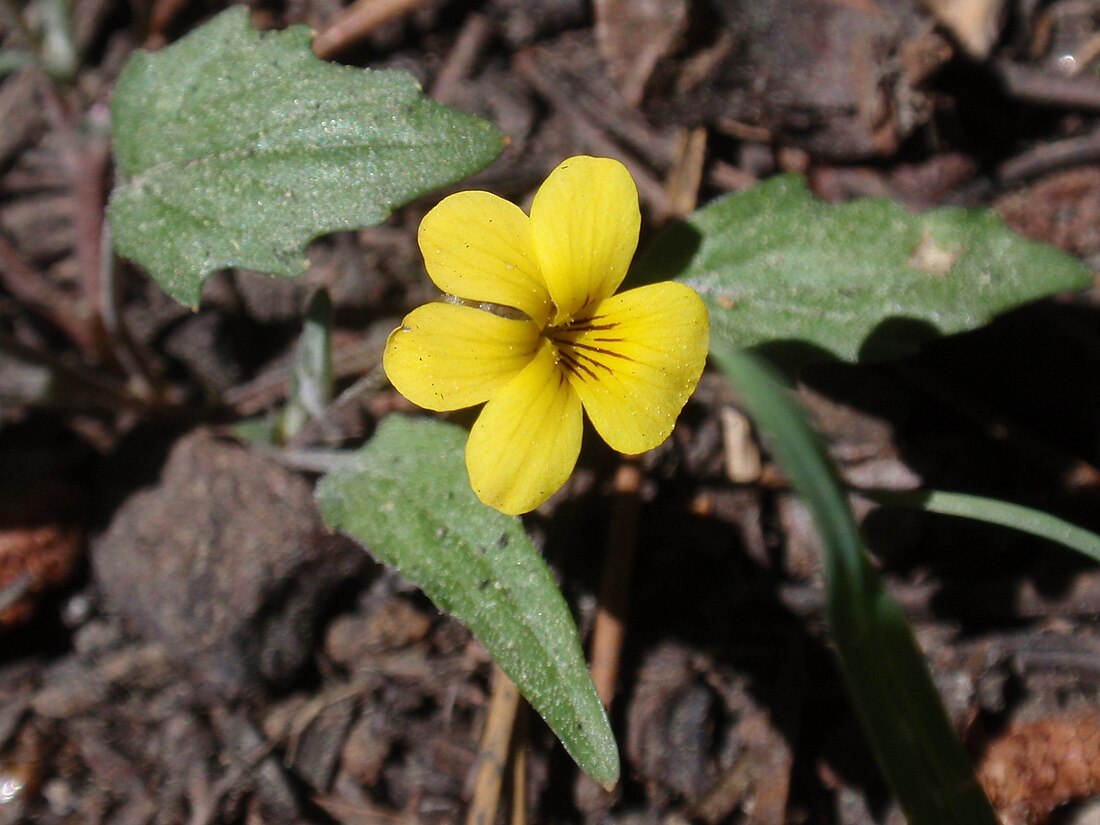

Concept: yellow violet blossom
[[383, 155, 709, 514]]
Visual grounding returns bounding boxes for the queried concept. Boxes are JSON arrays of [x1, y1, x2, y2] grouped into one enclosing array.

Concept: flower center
[[544, 314, 629, 382]]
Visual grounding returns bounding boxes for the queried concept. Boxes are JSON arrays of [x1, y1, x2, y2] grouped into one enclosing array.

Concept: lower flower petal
[[466, 341, 583, 514], [557, 282, 709, 454], [384, 302, 540, 411]]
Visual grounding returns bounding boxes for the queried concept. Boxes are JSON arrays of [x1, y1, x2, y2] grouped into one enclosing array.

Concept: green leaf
[[865, 488, 1100, 565], [634, 176, 1090, 366], [108, 6, 503, 307], [711, 345, 999, 825], [315, 416, 618, 786]]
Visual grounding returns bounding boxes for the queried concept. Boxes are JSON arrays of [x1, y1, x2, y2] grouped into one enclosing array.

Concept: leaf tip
[[571, 731, 620, 787]]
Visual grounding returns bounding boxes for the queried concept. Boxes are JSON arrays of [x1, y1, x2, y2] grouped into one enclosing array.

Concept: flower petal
[[384, 302, 540, 411], [466, 341, 583, 514], [419, 190, 552, 326], [556, 282, 709, 454], [530, 156, 640, 323]]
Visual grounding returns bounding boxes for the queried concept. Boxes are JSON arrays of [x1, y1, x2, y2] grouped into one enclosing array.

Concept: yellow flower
[[383, 156, 709, 514]]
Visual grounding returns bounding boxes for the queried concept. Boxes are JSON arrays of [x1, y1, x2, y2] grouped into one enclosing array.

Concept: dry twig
[[994, 59, 1100, 111], [430, 14, 493, 105], [465, 664, 521, 825], [662, 126, 708, 222], [313, 0, 434, 59], [589, 460, 642, 707], [999, 129, 1100, 184]]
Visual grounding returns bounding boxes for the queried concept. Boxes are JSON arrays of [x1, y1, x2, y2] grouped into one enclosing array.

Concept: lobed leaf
[[634, 176, 1090, 366], [109, 6, 504, 306], [315, 416, 619, 785]]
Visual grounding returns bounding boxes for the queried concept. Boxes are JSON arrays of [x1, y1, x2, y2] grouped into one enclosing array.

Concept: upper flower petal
[[530, 156, 640, 323], [418, 190, 552, 326], [556, 282, 709, 454], [384, 302, 540, 412], [466, 341, 583, 514]]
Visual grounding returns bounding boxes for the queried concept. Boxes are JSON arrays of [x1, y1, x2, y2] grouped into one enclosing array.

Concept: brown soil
[[2, 2, 1100, 824]]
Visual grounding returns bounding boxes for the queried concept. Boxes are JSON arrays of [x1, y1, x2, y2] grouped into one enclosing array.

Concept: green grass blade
[[866, 489, 1100, 564], [711, 345, 999, 825], [281, 288, 334, 440]]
